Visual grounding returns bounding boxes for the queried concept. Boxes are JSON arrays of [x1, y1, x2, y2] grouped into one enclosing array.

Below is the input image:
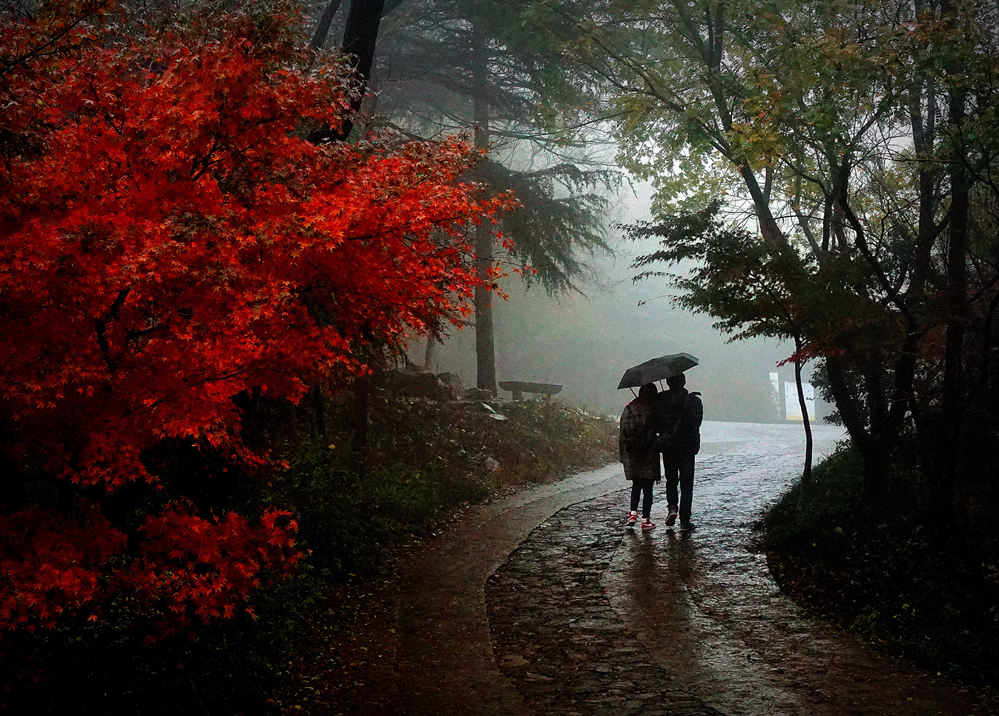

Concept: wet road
[[483, 422, 996, 715]]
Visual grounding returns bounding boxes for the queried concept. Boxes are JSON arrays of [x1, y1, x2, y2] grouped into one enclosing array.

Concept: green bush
[[762, 444, 999, 686]]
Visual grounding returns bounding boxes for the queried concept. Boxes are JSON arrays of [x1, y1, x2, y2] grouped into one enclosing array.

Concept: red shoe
[[626, 511, 638, 527], [641, 518, 656, 531]]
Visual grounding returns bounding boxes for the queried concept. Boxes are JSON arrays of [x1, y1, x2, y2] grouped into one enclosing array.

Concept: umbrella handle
[[629, 388, 637, 398]]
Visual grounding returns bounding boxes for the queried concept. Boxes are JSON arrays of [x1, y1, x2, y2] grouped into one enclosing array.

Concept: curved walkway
[[361, 423, 995, 714], [487, 489, 719, 715]]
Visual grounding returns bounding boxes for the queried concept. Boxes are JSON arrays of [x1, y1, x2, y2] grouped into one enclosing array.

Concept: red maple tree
[[0, 5, 506, 636]]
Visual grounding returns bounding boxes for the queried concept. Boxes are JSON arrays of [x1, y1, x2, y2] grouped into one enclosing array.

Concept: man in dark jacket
[[654, 373, 703, 531]]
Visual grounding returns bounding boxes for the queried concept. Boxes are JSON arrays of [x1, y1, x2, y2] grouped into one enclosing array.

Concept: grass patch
[[761, 445, 999, 686]]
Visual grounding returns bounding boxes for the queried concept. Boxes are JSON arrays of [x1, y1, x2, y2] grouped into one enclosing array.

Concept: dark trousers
[[629, 479, 654, 519], [663, 451, 695, 523]]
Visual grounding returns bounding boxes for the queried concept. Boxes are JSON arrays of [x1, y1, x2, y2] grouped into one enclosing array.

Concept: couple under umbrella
[[618, 353, 703, 532]]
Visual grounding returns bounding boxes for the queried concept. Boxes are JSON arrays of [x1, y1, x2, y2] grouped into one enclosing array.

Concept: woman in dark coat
[[619, 382, 661, 531]]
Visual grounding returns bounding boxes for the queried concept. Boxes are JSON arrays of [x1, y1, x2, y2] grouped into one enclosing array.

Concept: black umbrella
[[617, 353, 699, 389]]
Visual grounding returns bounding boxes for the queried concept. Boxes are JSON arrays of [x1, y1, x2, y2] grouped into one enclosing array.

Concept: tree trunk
[[307, 0, 386, 143], [793, 339, 813, 486], [824, 356, 868, 450], [422, 329, 438, 372], [926, 5, 991, 612], [474, 223, 497, 394], [310, 0, 343, 50], [471, 34, 497, 394], [308, 384, 326, 439], [339, 0, 386, 132], [825, 354, 890, 501], [940, 0, 971, 530], [351, 374, 371, 472], [860, 445, 890, 507]]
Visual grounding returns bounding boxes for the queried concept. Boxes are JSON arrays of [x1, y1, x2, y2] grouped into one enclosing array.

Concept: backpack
[[655, 391, 700, 453], [654, 408, 682, 454]]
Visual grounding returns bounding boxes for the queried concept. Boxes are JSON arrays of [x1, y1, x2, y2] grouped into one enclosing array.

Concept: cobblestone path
[[486, 426, 995, 715], [487, 490, 719, 715], [292, 422, 996, 714]]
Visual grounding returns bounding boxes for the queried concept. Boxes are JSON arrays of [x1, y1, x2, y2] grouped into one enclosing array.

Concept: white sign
[[784, 381, 815, 421]]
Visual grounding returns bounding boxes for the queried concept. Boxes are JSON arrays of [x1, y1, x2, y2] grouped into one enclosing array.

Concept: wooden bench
[[498, 381, 562, 401]]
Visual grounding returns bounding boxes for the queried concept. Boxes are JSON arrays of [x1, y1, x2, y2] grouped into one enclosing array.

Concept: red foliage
[[0, 7, 506, 636], [0, 504, 126, 631], [124, 504, 299, 634]]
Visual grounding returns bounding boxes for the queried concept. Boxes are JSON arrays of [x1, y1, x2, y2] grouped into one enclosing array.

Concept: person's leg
[[640, 479, 654, 519], [678, 452, 696, 524], [663, 453, 679, 511], [629, 481, 642, 513]]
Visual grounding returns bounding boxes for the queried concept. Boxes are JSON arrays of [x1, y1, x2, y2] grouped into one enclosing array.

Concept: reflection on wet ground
[[487, 423, 995, 715], [487, 490, 719, 715]]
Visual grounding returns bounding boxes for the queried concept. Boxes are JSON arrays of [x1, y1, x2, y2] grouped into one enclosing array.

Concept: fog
[[420, 183, 819, 422]]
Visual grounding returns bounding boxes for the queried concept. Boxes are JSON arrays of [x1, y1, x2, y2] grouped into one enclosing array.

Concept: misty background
[[412, 182, 822, 421]]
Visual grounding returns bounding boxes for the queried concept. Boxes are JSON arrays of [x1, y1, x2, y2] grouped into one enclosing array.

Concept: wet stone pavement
[[484, 426, 996, 715], [486, 490, 719, 715]]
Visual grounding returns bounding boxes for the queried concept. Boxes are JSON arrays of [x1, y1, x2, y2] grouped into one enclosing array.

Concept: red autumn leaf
[[0, 5, 510, 638]]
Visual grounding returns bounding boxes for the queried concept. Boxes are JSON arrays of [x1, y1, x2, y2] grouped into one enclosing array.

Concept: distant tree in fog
[[532, 0, 999, 537], [368, 0, 616, 393]]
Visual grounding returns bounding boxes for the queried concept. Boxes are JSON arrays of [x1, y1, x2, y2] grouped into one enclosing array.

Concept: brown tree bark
[[940, 0, 971, 527], [310, 0, 343, 50], [307, 0, 386, 143], [792, 336, 813, 486], [471, 32, 497, 394]]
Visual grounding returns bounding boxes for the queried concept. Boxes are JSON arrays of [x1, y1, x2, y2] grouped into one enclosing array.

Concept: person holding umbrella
[[654, 373, 703, 531], [619, 382, 661, 531], [618, 353, 702, 531]]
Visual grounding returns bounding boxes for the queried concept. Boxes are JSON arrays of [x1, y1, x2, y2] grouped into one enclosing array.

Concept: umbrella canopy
[[617, 353, 699, 389]]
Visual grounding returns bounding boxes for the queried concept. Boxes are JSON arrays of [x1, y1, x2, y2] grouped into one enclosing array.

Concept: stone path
[[313, 422, 997, 714], [390, 463, 627, 714], [487, 490, 719, 715], [483, 426, 996, 715]]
